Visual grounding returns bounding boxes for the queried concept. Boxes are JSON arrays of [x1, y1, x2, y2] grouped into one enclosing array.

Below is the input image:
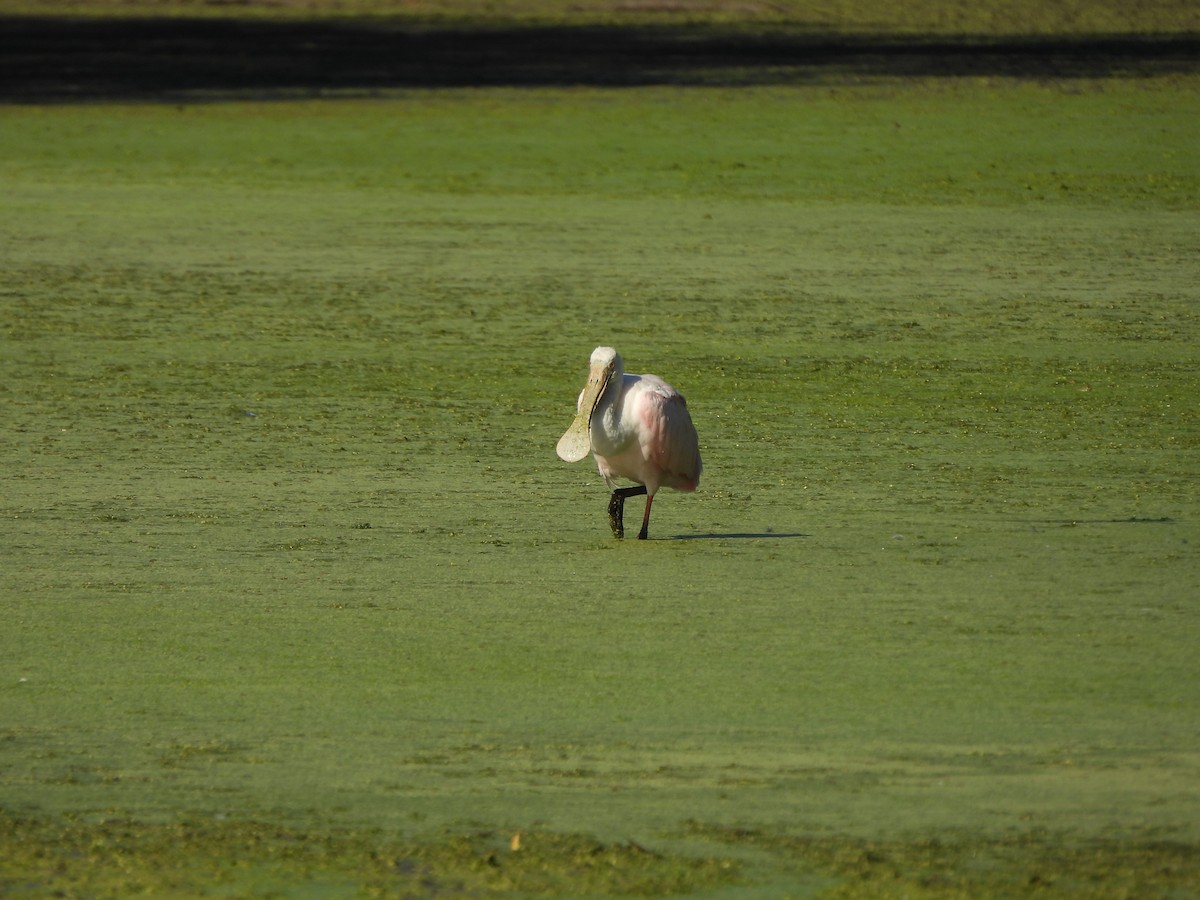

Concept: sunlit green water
[[2, 81, 1197, 895]]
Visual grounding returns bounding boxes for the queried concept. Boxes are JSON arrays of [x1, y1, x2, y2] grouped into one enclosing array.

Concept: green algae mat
[[2, 79, 1199, 895]]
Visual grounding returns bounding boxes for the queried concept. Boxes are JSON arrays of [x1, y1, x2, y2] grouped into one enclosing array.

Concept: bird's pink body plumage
[[591, 373, 700, 496]]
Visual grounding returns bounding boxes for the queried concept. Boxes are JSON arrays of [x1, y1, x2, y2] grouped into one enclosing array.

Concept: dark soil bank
[[3, 16, 1198, 100]]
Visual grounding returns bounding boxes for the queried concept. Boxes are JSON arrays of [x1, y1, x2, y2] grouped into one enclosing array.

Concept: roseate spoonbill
[[556, 346, 702, 540]]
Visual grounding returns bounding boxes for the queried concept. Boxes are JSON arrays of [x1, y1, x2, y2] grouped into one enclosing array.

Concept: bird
[[556, 346, 701, 540]]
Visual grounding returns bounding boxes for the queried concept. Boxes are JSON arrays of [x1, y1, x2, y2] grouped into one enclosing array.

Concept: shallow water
[[2, 81, 1197, 894]]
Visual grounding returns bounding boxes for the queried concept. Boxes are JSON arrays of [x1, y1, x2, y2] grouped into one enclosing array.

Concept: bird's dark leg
[[608, 485, 647, 540], [637, 493, 656, 541]]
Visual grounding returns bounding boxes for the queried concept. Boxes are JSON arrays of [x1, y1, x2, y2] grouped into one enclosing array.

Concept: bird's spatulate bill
[[556, 363, 610, 462], [556, 415, 592, 462]]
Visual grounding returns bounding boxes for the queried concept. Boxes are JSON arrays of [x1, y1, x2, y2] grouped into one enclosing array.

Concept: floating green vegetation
[[1, 0, 1197, 34], [1, 65, 1197, 900], [0, 814, 739, 897], [687, 822, 1200, 898], [6, 813, 1197, 897]]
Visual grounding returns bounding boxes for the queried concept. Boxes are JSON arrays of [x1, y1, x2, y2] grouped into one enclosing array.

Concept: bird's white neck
[[591, 371, 640, 455]]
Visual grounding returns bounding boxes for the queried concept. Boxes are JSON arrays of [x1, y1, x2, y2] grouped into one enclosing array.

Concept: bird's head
[[556, 346, 622, 463], [589, 346, 622, 371]]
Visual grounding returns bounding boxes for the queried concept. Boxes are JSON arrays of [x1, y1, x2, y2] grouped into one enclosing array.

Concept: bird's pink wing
[[639, 388, 702, 490]]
